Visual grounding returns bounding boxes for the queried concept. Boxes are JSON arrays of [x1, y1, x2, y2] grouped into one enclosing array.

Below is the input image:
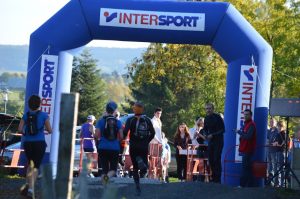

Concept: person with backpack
[[95, 101, 123, 184], [18, 95, 52, 198], [123, 102, 155, 196], [80, 115, 97, 178]]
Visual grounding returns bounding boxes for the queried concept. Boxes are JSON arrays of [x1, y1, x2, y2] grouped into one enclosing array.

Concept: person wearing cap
[[80, 115, 97, 178], [123, 102, 155, 196], [95, 101, 123, 183]]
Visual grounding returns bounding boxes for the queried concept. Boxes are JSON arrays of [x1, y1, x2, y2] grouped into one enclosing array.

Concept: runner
[[123, 102, 155, 196], [80, 115, 97, 178], [95, 101, 123, 185]]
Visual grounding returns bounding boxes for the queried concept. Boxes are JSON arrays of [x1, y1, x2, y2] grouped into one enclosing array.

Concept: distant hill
[[0, 45, 146, 74]]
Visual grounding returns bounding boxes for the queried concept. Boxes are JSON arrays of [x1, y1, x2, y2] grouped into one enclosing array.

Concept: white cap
[[87, 115, 95, 121]]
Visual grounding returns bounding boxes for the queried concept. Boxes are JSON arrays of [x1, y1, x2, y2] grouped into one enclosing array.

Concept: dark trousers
[[130, 146, 148, 186], [208, 140, 223, 183], [240, 152, 254, 187], [176, 154, 187, 180], [24, 141, 46, 169], [98, 149, 119, 175]]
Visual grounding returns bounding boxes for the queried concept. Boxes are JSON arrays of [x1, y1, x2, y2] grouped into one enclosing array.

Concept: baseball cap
[[87, 115, 95, 120]]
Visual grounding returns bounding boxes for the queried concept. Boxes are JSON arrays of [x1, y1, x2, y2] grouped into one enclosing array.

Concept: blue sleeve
[[117, 120, 122, 130], [22, 113, 27, 121], [95, 120, 101, 129], [42, 112, 49, 122]]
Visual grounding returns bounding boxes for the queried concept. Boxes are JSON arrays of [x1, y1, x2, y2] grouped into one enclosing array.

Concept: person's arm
[[174, 137, 182, 150], [237, 125, 254, 140], [95, 128, 101, 140], [89, 124, 96, 137], [148, 118, 156, 141], [167, 144, 171, 163], [187, 136, 192, 144], [18, 119, 25, 134], [123, 117, 131, 138], [117, 121, 124, 140], [44, 119, 52, 134]]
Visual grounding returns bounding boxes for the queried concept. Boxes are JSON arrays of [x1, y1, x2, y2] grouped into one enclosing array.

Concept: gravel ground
[[1, 177, 300, 199]]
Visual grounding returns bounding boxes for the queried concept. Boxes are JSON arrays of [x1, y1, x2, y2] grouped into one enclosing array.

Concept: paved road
[[1, 177, 300, 199]]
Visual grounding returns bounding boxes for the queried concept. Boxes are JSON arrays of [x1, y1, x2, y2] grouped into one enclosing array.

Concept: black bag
[[133, 116, 151, 140], [103, 116, 118, 141], [25, 111, 40, 136]]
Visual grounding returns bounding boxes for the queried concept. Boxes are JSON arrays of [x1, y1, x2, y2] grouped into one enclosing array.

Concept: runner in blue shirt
[[95, 101, 123, 184], [18, 95, 52, 198]]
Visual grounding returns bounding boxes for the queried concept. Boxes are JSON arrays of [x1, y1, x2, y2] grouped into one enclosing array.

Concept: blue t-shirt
[[95, 116, 122, 151], [22, 111, 49, 142]]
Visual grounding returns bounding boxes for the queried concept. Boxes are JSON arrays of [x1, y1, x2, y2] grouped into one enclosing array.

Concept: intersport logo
[[100, 8, 205, 31]]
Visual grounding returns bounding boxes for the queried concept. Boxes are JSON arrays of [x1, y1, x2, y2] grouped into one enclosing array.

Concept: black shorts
[[83, 148, 94, 153], [98, 149, 119, 174], [24, 141, 46, 169]]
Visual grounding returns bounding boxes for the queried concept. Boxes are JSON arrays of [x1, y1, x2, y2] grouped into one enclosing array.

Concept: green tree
[[128, 44, 226, 137], [225, 0, 300, 98], [71, 50, 108, 124], [102, 71, 134, 112]]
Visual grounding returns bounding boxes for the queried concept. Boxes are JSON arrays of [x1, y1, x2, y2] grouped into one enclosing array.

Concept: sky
[[0, 0, 149, 48]]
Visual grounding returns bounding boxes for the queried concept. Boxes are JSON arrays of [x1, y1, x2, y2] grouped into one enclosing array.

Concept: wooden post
[[41, 164, 55, 199], [55, 93, 79, 199]]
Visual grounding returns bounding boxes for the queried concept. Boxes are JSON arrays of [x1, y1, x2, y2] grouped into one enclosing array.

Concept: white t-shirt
[[151, 116, 163, 144], [189, 127, 200, 146]]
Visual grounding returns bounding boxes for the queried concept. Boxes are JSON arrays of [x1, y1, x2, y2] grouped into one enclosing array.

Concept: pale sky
[[0, 0, 149, 48]]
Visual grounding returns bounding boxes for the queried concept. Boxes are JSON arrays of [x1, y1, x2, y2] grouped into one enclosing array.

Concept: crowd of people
[[15, 94, 300, 198]]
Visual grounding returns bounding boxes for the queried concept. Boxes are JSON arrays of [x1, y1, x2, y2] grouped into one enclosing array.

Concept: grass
[[0, 172, 23, 179], [169, 177, 180, 183]]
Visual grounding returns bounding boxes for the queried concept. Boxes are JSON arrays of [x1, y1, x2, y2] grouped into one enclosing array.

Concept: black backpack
[[103, 116, 118, 141], [25, 111, 41, 136], [132, 116, 151, 140]]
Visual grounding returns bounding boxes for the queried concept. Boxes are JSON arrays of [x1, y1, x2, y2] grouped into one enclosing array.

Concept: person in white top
[[161, 132, 171, 183], [151, 107, 163, 144], [189, 117, 204, 146]]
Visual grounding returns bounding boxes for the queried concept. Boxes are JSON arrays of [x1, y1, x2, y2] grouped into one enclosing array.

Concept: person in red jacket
[[234, 109, 256, 187]]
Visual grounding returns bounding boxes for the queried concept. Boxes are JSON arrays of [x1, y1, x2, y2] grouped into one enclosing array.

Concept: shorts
[[98, 149, 119, 174], [24, 141, 46, 169], [84, 148, 95, 153]]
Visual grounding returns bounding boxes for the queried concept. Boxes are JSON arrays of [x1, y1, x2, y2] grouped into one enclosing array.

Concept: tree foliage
[[71, 50, 108, 124], [102, 71, 134, 112], [128, 0, 300, 136], [128, 44, 226, 136], [225, 0, 300, 98]]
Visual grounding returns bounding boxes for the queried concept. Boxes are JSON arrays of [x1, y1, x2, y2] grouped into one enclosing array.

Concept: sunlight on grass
[[169, 177, 179, 183]]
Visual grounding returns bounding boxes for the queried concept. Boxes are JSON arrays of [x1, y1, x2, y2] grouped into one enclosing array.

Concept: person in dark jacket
[[203, 103, 225, 183], [174, 123, 192, 182], [235, 109, 256, 187], [123, 102, 155, 196]]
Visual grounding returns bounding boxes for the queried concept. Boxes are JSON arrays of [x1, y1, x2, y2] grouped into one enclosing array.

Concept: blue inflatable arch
[[25, 0, 272, 185]]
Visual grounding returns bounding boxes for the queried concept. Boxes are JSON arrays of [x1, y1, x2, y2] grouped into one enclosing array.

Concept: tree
[[128, 44, 226, 137], [225, 0, 300, 98], [71, 50, 108, 124], [102, 71, 134, 112]]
